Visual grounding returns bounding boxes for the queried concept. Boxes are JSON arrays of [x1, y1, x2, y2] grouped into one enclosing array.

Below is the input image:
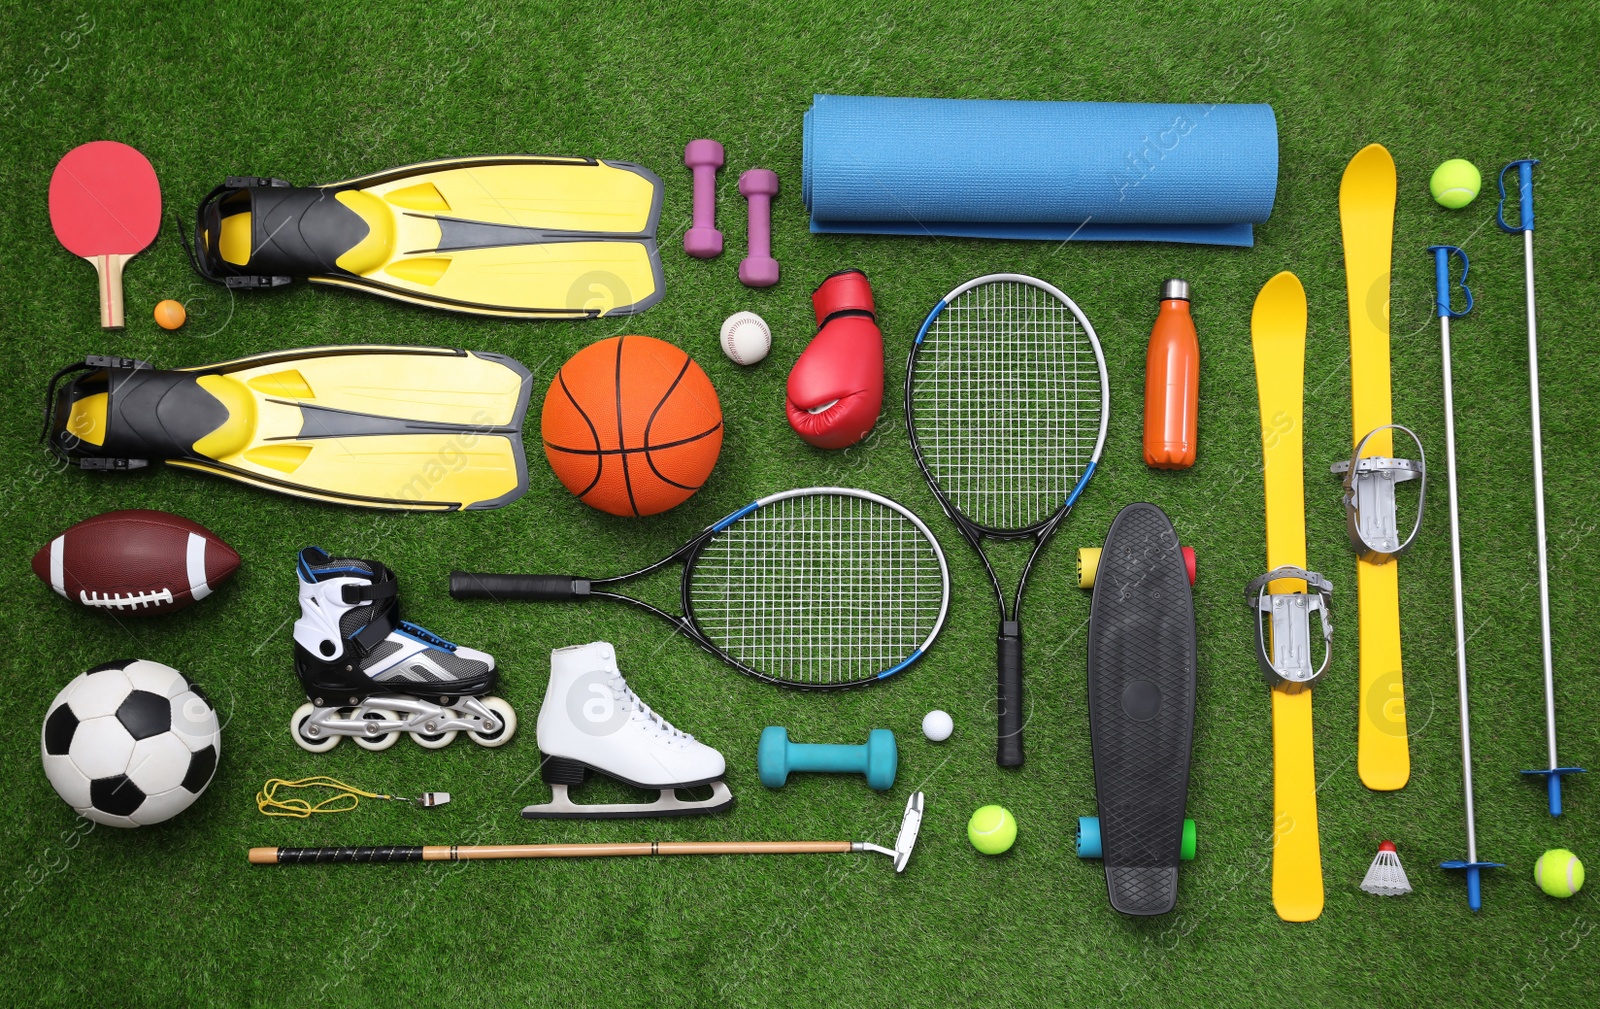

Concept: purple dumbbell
[[684, 139, 724, 259], [738, 168, 779, 288]]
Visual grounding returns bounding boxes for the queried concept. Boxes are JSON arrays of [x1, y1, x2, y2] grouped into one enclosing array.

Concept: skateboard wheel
[[1080, 545, 1193, 587], [1077, 548, 1101, 589], [1076, 816, 1102, 858], [1080, 815, 1193, 860]]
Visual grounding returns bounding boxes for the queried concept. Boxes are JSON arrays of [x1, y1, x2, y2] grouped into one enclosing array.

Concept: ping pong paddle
[[49, 141, 161, 329]]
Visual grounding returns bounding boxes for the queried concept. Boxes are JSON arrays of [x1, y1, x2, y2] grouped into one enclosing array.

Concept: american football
[[32, 510, 240, 615]]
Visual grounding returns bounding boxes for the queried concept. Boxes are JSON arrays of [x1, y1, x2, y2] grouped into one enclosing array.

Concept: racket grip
[[448, 573, 589, 601], [997, 624, 1024, 767]]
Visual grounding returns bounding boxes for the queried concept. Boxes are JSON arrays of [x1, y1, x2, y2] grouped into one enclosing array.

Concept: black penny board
[[1085, 502, 1197, 915]]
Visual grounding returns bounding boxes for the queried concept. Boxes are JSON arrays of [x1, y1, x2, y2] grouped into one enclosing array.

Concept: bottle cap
[[1160, 279, 1190, 302]]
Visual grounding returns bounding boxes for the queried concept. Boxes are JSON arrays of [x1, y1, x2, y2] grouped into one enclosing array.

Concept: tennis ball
[[968, 804, 1016, 855], [1534, 849, 1585, 898], [1430, 159, 1481, 209], [153, 299, 186, 330]]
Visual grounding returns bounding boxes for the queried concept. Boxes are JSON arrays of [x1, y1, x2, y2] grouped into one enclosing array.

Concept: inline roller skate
[[290, 547, 516, 752]]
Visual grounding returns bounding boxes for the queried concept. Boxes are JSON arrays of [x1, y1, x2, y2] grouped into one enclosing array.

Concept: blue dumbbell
[[757, 726, 898, 791]]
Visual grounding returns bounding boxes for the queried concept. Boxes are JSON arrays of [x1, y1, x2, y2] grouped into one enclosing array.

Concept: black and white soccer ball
[[41, 659, 221, 827]]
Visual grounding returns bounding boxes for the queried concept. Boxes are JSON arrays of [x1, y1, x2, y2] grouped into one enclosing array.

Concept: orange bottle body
[[1143, 293, 1199, 469]]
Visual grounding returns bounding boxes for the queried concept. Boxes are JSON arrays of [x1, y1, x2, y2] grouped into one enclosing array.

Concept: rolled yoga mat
[[802, 95, 1279, 247]]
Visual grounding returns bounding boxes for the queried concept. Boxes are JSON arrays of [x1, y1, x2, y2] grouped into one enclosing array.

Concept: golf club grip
[[997, 628, 1024, 767], [448, 572, 585, 601], [250, 846, 423, 864]]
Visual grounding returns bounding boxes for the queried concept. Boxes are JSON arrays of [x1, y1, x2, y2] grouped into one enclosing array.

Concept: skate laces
[[399, 620, 458, 651], [607, 670, 694, 745]]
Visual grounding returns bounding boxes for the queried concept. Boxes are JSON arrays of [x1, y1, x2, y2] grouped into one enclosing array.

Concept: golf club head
[[893, 791, 924, 872]]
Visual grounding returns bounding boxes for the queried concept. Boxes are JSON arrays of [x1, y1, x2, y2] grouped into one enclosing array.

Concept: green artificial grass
[[3, 1, 1599, 1005]]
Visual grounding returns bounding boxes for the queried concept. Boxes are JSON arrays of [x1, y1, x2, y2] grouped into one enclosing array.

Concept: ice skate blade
[[522, 780, 735, 820]]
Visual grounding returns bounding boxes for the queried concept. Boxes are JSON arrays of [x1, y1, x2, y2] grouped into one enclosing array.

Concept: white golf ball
[[922, 709, 953, 742], [720, 311, 771, 365]]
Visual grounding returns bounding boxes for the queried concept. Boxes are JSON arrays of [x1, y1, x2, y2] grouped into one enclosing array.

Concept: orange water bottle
[[1143, 279, 1199, 469]]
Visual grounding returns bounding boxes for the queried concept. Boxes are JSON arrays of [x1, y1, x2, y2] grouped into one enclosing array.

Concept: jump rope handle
[[1496, 159, 1539, 234], [1426, 245, 1473, 318]]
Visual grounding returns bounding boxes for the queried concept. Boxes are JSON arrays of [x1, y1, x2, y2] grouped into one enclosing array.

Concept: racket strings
[[911, 279, 1102, 531], [688, 493, 946, 685]]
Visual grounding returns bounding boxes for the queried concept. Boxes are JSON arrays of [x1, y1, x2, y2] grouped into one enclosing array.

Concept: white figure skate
[[525, 642, 734, 819]]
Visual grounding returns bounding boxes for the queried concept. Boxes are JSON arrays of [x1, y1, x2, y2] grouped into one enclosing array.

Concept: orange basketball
[[542, 335, 723, 517]]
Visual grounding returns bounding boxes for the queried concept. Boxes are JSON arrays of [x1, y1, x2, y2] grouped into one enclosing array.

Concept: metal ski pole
[[1429, 246, 1503, 911], [1498, 159, 1586, 815]]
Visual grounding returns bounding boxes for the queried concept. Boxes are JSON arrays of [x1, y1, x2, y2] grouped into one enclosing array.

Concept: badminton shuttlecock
[[1360, 841, 1412, 896]]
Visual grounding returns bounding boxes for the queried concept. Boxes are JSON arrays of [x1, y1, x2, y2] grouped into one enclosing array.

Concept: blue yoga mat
[[802, 95, 1279, 247]]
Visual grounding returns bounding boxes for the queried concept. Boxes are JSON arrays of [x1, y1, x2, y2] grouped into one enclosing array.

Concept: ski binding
[[1329, 423, 1426, 563], [1246, 565, 1334, 692]]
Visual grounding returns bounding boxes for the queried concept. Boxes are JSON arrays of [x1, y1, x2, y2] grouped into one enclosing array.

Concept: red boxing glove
[[785, 269, 884, 449]]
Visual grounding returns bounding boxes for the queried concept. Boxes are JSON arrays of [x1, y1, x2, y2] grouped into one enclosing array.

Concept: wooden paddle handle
[[93, 253, 129, 328]]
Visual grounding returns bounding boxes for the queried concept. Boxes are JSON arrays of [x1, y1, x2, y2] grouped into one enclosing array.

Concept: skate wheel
[[1182, 546, 1197, 586], [1076, 816, 1102, 858], [1077, 548, 1101, 589], [291, 702, 340, 753], [412, 728, 458, 749], [352, 709, 401, 752], [1181, 818, 1197, 861], [468, 696, 518, 748]]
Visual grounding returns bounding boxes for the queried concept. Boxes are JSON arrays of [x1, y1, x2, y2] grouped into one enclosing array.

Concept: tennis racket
[[906, 274, 1109, 767], [450, 487, 949, 688]]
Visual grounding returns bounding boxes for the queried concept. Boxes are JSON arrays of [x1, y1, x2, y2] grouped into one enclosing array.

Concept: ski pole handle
[[1496, 159, 1539, 233], [448, 573, 588, 601], [1426, 245, 1473, 318]]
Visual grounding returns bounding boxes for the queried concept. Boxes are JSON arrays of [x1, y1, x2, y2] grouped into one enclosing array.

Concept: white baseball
[[720, 311, 771, 365], [922, 709, 953, 742]]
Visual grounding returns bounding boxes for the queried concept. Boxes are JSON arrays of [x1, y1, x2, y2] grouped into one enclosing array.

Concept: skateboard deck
[[1082, 502, 1196, 915], [1340, 143, 1409, 790]]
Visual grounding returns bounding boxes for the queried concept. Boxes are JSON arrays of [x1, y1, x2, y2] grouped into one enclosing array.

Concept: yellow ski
[[1337, 144, 1416, 791], [1248, 272, 1329, 923]]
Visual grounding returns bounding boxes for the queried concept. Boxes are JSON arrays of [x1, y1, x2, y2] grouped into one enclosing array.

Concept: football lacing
[[78, 588, 177, 609]]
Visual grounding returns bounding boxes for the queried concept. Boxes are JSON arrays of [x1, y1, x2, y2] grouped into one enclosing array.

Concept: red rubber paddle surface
[[48, 141, 161, 326]]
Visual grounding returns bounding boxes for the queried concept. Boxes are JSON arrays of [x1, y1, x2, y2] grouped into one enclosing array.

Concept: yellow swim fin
[[192, 156, 664, 319], [46, 346, 532, 511]]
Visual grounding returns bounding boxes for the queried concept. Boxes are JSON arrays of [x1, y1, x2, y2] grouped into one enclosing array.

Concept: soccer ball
[[41, 659, 221, 827]]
